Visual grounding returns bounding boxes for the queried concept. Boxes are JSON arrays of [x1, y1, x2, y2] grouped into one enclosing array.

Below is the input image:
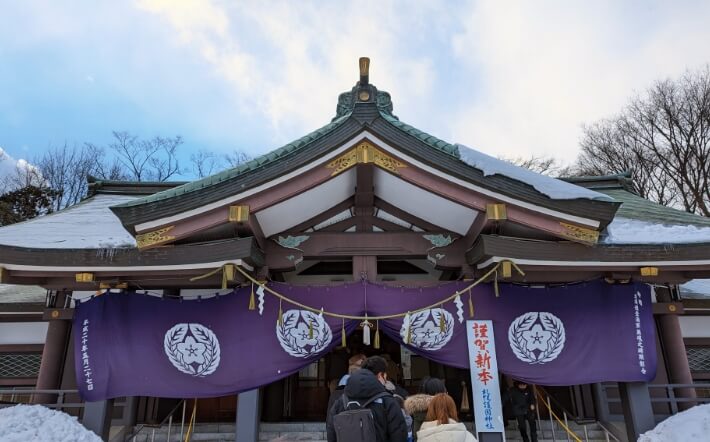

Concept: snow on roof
[[0, 194, 137, 249], [0, 404, 101, 441], [602, 217, 710, 244], [639, 403, 710, 441], [0, 284, 45, 303], [455, 144, 613, 201], [680, 279, 710, 299]]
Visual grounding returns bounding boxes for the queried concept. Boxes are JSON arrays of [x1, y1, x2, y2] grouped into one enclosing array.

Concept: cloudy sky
[[1, 0, 710, 178]]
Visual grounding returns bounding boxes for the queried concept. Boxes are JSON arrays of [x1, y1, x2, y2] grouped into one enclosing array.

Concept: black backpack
[[333, 392, 390, 442]]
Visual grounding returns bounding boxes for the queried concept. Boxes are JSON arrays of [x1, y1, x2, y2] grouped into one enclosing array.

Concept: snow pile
[[455, 144, 612, 201], [639, 403, 710, 441], [603, 217, 710, 244], [0, 404, 101, 442], [0, 283, 46, 303], [680, 279, 710, 299], [0, 194, 137, 249]]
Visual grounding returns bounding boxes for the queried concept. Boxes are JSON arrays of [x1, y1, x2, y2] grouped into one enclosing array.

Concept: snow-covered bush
[[0, 404, 101, 442]]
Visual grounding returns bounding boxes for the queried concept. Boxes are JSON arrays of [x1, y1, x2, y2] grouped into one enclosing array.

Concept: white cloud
[[0, 148, 41, 192], [134, 0, 442, 145], [450, 0, 710, 163]]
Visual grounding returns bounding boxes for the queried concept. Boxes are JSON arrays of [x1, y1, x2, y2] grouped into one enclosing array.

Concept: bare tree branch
[[575, 65, 710, 215]]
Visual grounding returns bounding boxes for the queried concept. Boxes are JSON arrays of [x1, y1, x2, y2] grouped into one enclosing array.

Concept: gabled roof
[[110, 80, 620, 233], [567, 173, 710, 244]]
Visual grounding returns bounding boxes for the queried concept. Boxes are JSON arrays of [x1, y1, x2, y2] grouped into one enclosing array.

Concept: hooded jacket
[[417, 420, 477, 442], [404, 394, 432, 441], [326, 369, 408, 442]]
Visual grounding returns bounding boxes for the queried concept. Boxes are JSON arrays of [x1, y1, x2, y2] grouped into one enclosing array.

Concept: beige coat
[[417, 420, 477, 442]]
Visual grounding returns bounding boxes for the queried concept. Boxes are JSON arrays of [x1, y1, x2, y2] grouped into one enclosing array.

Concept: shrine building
[[2, 58, 710, 442]]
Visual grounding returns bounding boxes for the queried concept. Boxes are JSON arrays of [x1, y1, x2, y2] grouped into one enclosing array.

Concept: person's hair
[[420, 377, 447, 395], [425, 393, 458, 425], [348, 354, 366, 374], [362, 355, 388, 376]]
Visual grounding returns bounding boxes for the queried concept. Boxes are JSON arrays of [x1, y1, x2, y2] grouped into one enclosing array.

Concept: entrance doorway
[[261, 329, 473, 422]]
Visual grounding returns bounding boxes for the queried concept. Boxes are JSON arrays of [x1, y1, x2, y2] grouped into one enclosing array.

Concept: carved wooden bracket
[[327, 141, 406, 176], [559, 222, 599, 244], [136, 226, 176, 249]]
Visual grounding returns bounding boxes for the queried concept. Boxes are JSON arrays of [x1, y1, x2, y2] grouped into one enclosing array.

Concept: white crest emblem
[[164, 323, 221, 377], [276, 310, 332, 358], [508, 312, 565, 364], [400, 308, 454, 351]]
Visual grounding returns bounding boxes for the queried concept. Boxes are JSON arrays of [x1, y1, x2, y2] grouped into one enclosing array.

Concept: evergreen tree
[[0, 185, 58, 226]]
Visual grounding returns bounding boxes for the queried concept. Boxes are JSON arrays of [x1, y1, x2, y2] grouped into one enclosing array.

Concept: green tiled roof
[[379, 112, 460, 158], [115, 83, 463, 208], [598, 188, 710, 227], [115, 112, 351, 207]]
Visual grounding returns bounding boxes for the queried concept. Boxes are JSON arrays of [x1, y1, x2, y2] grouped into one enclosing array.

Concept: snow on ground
[[0, 194, 137, 249], [455, 144, 613, 201], [0, 404, 101, 442], [638, 403, 710, 441], [602, 217, 710, 244]]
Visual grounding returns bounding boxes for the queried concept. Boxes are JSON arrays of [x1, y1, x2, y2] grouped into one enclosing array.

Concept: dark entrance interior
[[261, 329, 472, 422]]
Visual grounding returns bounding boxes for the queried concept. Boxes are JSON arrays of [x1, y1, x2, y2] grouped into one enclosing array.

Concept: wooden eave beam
[[265, 231, 465, 271], [374, 197, 447, 232], [283, 198, 354, 233], [380, 150, 600, 244], [134, 159, 348, 246]]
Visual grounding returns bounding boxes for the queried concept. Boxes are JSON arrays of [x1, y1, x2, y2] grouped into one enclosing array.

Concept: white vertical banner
[[467, 320, 505, 436]]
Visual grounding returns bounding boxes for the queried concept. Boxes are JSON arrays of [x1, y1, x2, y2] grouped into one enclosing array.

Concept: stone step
[[131, 421, 612, 442]]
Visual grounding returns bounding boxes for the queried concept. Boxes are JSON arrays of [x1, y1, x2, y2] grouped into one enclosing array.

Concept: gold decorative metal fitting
[[559, 222, 599, 244], [228, 205, 250, 223], [327, 141, 406, 176], [501, 261, 512, 278], [99, 282, 128, 289], [640, 266, 659, 277], [486, 203, 507, 221], [359, 57, 370, 77], [0, 266, 7, 283], [136, 226, 175, 249], [75, 272, 95, 283]]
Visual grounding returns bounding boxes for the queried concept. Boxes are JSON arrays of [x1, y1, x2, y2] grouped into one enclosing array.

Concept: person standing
[[416, 393, 477, 442], [326, 356, 407, 442], [404, 377, 447, 441], [502, 381, 538, 442], [327, 354, 367, 416]]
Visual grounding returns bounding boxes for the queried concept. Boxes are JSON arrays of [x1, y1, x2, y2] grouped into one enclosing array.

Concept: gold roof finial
[[359, 57, 370, 85]]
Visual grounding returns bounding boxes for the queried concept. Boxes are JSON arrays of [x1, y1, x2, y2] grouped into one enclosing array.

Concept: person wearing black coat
[[326, 364, 408, 442], [502, 381, 538, 442]]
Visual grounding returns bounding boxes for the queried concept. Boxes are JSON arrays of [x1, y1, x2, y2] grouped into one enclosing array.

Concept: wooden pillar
[[352, 256, 377, 282], [34, 290, 71, 404], [236, 389, 261, 442], [655, 287, 696, 408], [619, 382, 655, 440]]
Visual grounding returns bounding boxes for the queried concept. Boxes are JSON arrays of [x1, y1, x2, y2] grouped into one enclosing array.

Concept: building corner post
[[619, 382, 655, 440], [236, 388, 261, 442], [83, 398, 115, 440]]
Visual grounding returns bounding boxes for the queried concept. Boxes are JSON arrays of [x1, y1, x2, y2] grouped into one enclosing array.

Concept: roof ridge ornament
[[359, 57, 370, 86]]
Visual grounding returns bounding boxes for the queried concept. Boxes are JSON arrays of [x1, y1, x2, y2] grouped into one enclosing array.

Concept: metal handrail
[[534, 388, 622, 442], [534, 389, 582, 442], [595, 421, 622, 442], [126, 399, 186, 442]]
